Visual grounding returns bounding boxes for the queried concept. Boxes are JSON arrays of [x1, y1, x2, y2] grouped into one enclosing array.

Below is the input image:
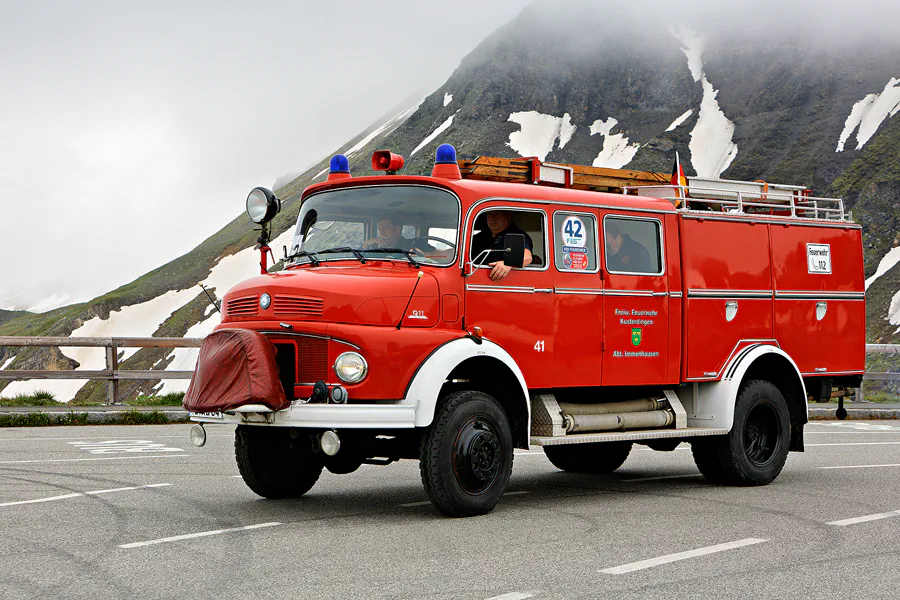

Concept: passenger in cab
[[606, 222, 651, 273], [471, 210, 533, 281]]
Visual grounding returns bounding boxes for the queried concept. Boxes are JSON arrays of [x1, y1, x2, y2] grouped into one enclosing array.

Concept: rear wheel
[[543, 441, 632, 473], [693, 380, 790, 486], [235, 425, 323, 499], [419, 390, 513, 517]]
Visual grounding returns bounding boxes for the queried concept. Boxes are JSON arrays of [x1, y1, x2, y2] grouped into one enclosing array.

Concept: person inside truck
[[605, 221, 651, 273], [470, 210, 533, 281], [362, 213, 431, 252]]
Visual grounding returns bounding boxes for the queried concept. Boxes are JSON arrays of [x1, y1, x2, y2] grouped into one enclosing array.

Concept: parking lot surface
[[1, 421, 899, 599]]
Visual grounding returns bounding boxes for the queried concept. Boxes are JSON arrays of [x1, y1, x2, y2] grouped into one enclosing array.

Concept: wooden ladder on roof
[[457, 156, 671, 193]]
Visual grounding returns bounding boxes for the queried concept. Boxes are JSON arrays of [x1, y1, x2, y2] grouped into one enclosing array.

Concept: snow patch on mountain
[[589, 118, 640, 169], [410, 111, 459, 157], [866, 246, 900, 290], [507, 111, 576, 161], [666, 109, 693, 132], [156, 313, 220, 395], [311, 166, 329, 182], [0, 228, 294, 402], [888, 290, 900, 332], [670, 27, 738, 178], [443, 93, 453, 107], [836, 78, 900, 152], [1, 356, 15, 371]]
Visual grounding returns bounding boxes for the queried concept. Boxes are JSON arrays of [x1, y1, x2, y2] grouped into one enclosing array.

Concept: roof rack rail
[[624, 177, 847, 221]]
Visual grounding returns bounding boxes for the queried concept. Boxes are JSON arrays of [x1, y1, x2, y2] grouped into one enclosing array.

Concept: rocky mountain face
[[3, 0, 900, 400]]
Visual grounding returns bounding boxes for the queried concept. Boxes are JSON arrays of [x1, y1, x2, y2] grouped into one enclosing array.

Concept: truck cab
[[186, 145, 865, 517]]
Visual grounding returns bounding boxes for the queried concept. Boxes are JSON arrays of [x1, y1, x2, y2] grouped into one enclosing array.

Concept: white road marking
[[827, 510, 900, 526], [0, 434, 232, 442], [0, 483, 171, 507], [812, 423, 900, 431], [514, 451, 544, 456], [600, 538, 767, 575], [623, 474, 703, 483], [0, 454, 190, 465], [806, 442, 900, 447], [820, 463, 900, 470], [398, 491, 530, 508], [68, 439, 184, 454], [485, 592, 539, 600], [119, 522, 282, 549]]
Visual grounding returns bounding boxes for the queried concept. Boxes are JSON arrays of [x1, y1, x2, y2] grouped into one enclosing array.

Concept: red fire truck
[[185, 145, 865, 517]]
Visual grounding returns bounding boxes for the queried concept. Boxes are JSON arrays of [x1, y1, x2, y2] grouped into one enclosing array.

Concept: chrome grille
[[274, 295, 324, 317], [226, 296, 258, 317]]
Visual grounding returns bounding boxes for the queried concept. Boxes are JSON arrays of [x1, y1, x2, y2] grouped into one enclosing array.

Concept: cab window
[[470, 208, 546, 269], [603, 216, 663, 275], [553, 212, 598, 272]]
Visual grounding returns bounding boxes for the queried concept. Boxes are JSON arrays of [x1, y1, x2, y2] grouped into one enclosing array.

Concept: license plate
[[191, 411, 223, 419]]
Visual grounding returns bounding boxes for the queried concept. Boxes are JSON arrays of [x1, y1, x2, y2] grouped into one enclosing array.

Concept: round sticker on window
[[561, 216, 586, 248]]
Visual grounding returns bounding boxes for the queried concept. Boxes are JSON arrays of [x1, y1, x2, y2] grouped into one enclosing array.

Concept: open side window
[[470, 207, 547, 269]]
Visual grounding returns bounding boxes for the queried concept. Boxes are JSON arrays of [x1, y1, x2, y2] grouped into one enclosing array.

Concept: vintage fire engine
[[185, 144, 865, 517]]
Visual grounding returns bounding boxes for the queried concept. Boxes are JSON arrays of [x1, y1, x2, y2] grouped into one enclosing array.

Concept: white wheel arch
[[679, 344, 806, 432], [402, 337, 529, 429]]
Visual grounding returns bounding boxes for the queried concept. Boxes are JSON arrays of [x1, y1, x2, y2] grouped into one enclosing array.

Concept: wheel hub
[[454, 418, 502, 493], [745, 403, 778, 466]]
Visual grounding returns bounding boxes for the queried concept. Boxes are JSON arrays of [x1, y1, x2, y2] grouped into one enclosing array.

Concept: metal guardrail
[[0, 337, 204, 404], [2, 338, 900, 404]]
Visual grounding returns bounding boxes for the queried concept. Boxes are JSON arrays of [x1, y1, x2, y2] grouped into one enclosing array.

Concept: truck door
[[463, 203, 555, 388], [551, 209, 603, 387], [600, 213, 670, 386]]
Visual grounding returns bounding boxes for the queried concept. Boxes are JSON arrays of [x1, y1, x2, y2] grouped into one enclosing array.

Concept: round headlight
[[246, 187, 281, 224], [334, 352, 367, 384], [260, 293, 271, 310]]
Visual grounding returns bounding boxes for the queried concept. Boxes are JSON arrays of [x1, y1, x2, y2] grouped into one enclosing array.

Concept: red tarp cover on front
[[183, 329, 289, 413]]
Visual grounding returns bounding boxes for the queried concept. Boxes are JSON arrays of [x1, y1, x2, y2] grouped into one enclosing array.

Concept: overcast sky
[[2, 0, 898, 312], [0, 0, 530, 311]]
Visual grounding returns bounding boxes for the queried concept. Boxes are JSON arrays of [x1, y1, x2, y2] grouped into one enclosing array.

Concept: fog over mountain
[[3, 0, 900, 401]]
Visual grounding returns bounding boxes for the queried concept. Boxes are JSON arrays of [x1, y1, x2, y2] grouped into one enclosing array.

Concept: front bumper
[[190, 401, 417, 429]]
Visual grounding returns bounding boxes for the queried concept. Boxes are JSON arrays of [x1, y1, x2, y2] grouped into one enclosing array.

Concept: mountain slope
[[3, 0, 900, 400]]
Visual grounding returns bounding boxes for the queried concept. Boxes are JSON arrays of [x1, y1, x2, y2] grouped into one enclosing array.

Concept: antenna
[[396, 271, 424, 330]]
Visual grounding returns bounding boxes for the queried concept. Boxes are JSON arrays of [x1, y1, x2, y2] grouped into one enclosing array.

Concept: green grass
[[0, 410, 188, 427], [126, 392, 184, 407], [0, 390, 63, 407]]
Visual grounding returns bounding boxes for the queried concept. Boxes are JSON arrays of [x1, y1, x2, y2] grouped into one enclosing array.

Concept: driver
[[470, 210, 533, 281], [363, 213, 424, 251]]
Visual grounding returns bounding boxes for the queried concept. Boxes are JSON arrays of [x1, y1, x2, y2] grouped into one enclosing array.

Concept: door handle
[[534, 288, 554, 293]]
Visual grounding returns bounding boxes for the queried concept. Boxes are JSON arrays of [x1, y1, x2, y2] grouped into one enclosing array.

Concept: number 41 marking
[[534, 340, 545, 352]]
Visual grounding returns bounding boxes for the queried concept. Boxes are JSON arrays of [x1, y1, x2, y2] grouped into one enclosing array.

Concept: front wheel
[[693, 379, 790, 486], [235, 426, 323, 499], [419, 391, 513, 517]]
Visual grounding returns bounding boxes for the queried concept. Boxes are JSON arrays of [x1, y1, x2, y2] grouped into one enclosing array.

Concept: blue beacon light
[[435, 144, 457, 164], [327, 154, 351, 181]]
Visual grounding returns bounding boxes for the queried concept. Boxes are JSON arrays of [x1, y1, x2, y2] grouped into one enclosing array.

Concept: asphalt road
[[1, 421, 899, 600]]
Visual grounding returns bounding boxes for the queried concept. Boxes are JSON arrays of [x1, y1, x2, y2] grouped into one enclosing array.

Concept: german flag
[[671, 151, 688, 201]]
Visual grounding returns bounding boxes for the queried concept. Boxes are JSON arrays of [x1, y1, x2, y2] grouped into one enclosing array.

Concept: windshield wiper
[[315, 247, 367, 264], [287, 250, 320, 266], [362, 248, 421, 267]]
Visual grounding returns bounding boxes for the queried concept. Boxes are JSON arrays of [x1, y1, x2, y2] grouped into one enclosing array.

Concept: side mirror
[[503, 233, 525, 268]]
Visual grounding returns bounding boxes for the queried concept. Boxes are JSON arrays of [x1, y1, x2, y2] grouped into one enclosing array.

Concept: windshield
[[288, 185, 460, 266]]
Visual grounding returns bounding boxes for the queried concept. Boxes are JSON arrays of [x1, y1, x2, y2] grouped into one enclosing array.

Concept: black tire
[[419, 390, 514, 517], [235, 425, 323, 499], [691, 438, 728, 483], [693, 379, 790, 486], [543, 441, 632, 473]]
